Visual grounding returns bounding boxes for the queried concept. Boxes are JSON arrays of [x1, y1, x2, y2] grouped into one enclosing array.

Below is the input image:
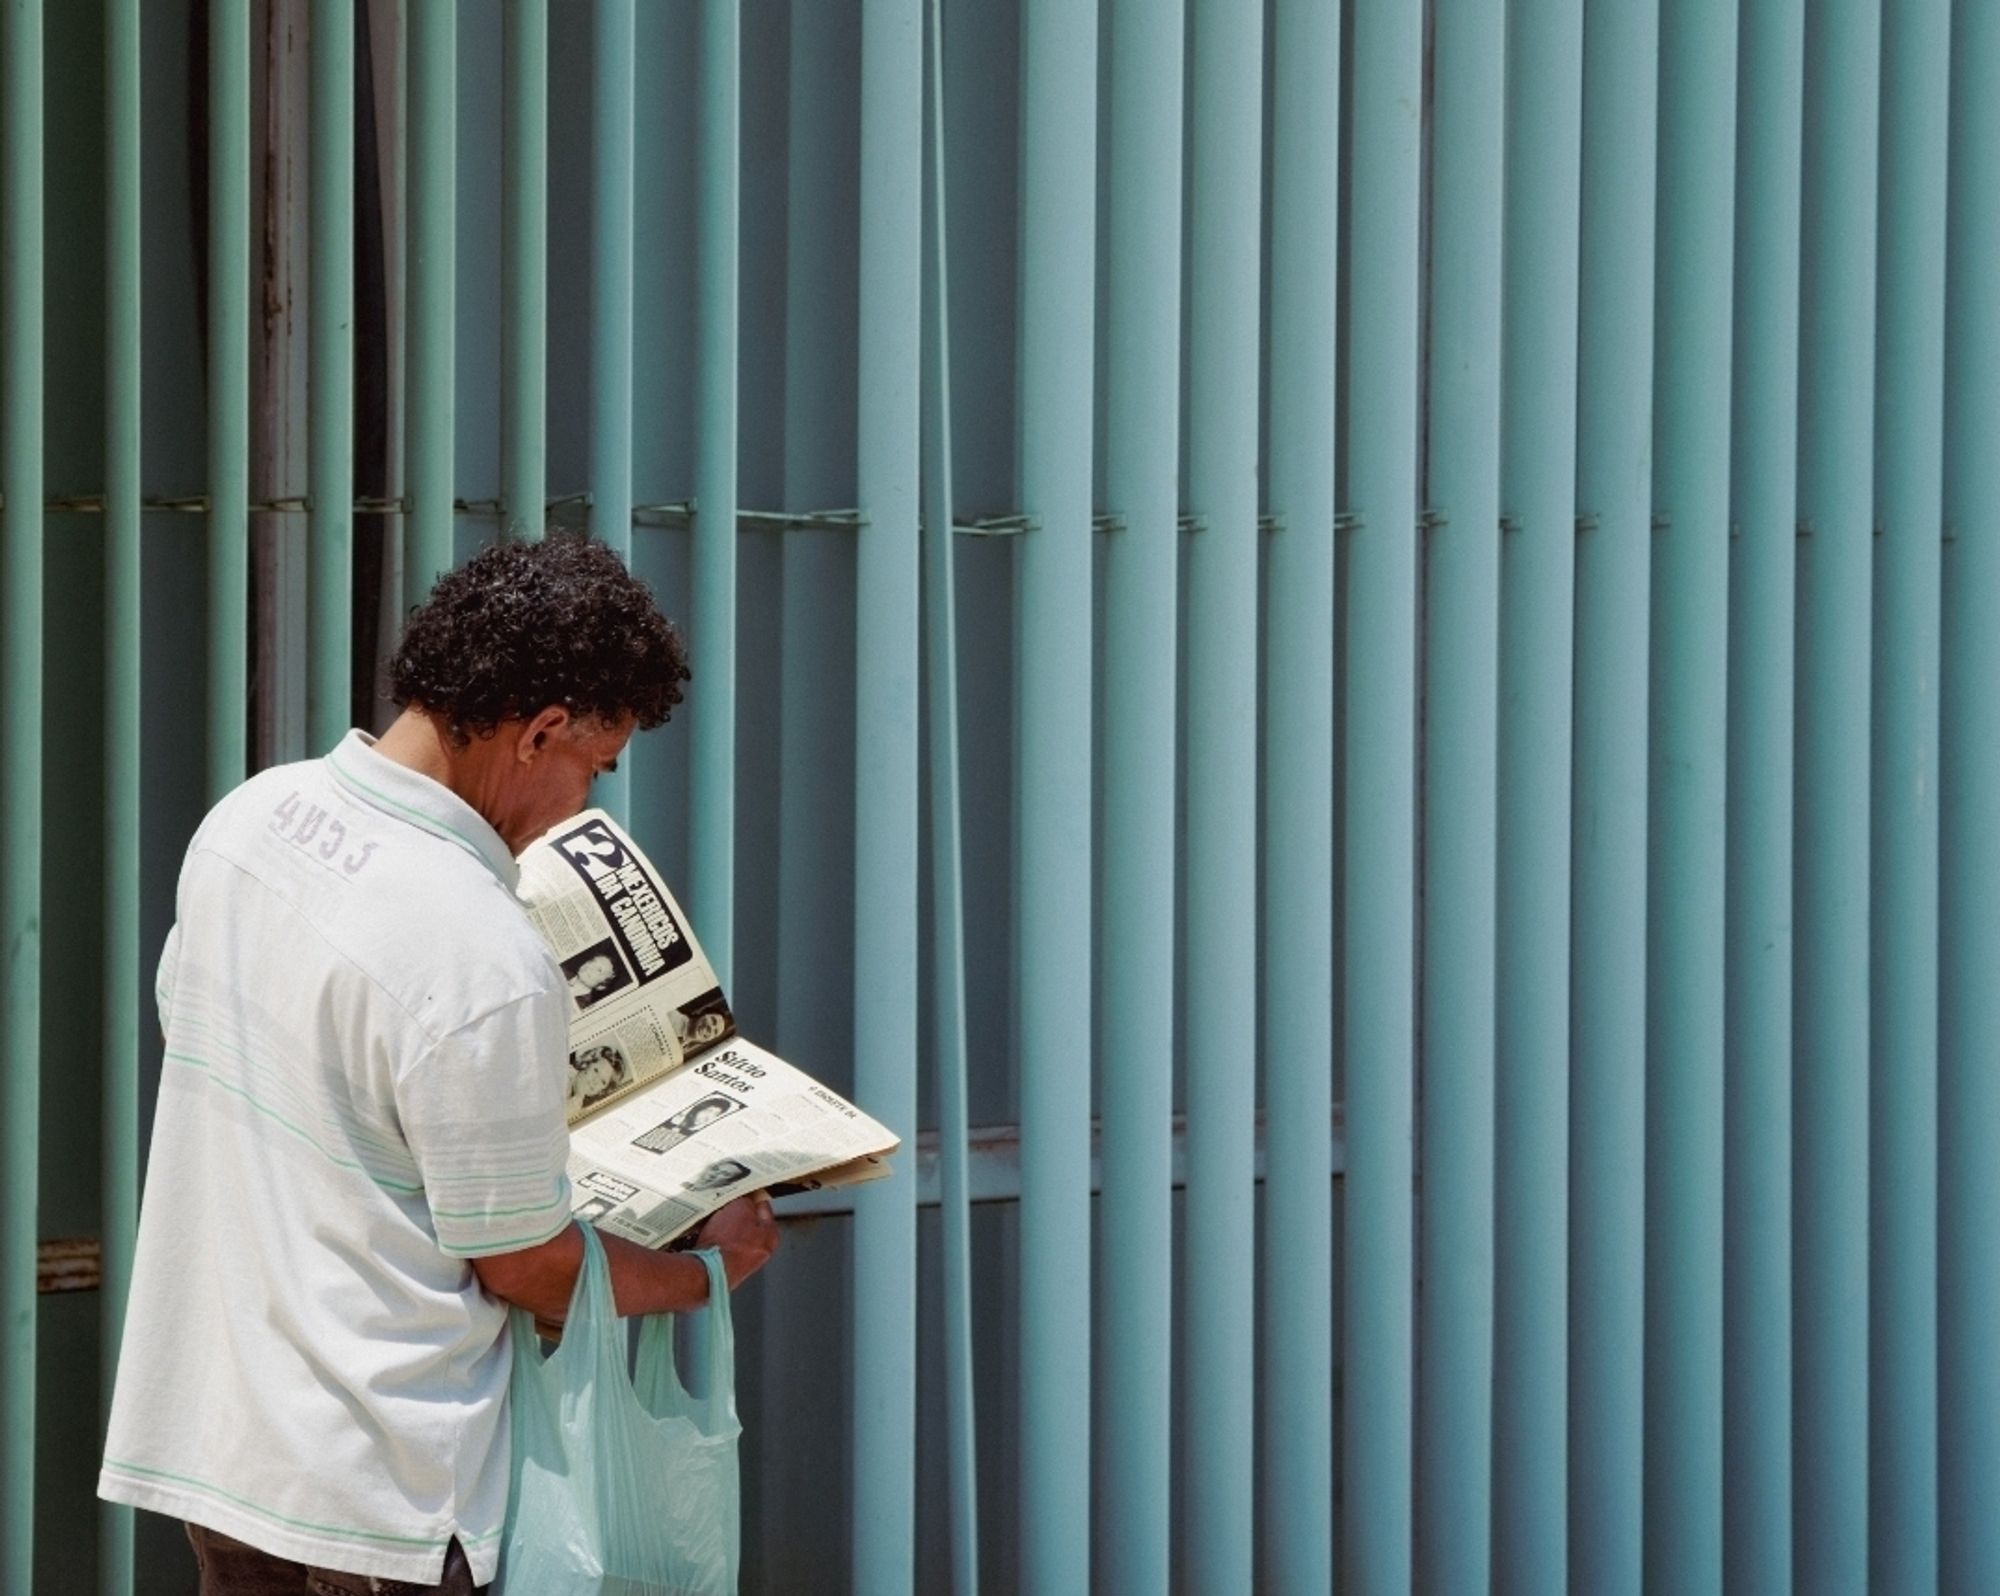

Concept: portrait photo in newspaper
[[684, 1159, 754, 1194], [561, 938, 633, 1011], [632, 1092, 743, 1154], [672, 987, 734, 1053], [566, 1041, 632, 1116]]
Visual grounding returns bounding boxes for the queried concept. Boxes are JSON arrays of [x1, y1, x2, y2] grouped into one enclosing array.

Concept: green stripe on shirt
[[102, 1459, 451, 1549]]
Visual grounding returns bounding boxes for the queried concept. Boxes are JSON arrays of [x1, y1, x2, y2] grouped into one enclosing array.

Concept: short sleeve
[[154, 924, 181, 1036], [398, 990, 574, 1258]]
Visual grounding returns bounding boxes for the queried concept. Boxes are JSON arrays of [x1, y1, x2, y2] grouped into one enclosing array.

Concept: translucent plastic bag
[[497, 1224, 741, 1595]]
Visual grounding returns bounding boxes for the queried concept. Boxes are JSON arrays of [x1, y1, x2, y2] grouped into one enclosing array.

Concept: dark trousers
[[184, 1523, 484, 1595]]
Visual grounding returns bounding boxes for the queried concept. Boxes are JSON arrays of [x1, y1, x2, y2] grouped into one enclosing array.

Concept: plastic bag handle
[[634, 1247, 738, 1434], [535, 1220, 632, 1397], [692, 1248, 736, 1420]]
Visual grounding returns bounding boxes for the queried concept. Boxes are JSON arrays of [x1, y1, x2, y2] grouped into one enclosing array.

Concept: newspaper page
[[517, 810, 736, 1124], [567, 1035, 899, 1246]]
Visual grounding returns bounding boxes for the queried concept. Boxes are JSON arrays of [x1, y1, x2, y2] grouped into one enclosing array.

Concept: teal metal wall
[[1, 1, 1994, 1593]]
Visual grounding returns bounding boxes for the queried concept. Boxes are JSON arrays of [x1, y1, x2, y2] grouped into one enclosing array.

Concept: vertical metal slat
[[1420, 0, 1502, 1588], [502, 0, 548, 543], [1096, 0, 1182, 1585], [1940, 1, 2000, 1587], [1343, 0, 1422, 1587], [1015, 0, 1096, 1586], [762, 5, 861, 1581], [919, 7, 977, 1584], [1794, 6, 1879, 1590], [1262, 0, 1337, 1586], [403, 0, 455, 617], [850, 2, 924, 1592], [209, 0, 251, 798], [1646, 1, 1737, 1588], [1868, 0, 1948, 1587], [1182, 1, 1262, 1588], [691, 0, 740, 979], [590, 0, 635, 819], [100, 0, 142, 1589], [1570, 0, 1654, 1587], [1723, 0, 1803, 1588], [588, 0, 634, 571], [0, 0, 40, 1586], [1494, 1, 1583, 1588], [310, 0, 354, 753]]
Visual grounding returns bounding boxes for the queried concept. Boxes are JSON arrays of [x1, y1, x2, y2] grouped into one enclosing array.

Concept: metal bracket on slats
[[951, 511, 1290, 538], [736, 506, 867, 531], [632, 501, 867, 532], [954, 512, 1038, 537], [631, 500, 696, 528], [36, 1237, 100, 1295]]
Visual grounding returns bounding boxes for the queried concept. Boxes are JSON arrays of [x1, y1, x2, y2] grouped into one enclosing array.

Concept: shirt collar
[[323, 729, 521, 891]]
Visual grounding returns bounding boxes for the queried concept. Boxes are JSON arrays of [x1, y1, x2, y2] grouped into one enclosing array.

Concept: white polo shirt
[[99, 731, 573, 1585]]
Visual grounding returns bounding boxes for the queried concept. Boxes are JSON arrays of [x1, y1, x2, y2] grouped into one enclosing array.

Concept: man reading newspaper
[[99, 537, 780, 1595]]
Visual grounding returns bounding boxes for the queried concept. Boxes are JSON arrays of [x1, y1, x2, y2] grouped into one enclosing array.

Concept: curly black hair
[[388, 535, 691, 742]]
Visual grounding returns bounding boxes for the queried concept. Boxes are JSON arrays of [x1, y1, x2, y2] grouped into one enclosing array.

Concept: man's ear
[[517, 704, 573, 763]]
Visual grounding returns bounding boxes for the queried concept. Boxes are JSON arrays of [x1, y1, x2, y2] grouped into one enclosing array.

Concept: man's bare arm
[[472, 1191, 781, 1324]]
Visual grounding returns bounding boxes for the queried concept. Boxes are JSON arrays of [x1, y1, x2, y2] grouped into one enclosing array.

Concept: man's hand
[[695, 1191, 782, 1289]]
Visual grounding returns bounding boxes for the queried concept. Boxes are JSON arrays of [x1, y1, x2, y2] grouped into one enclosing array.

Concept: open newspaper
[[517, 810, 897, 1247]]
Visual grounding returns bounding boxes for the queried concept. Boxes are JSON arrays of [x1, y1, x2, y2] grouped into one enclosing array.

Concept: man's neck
[[372, 710, 512, 834], [371, 708, 460, 786]]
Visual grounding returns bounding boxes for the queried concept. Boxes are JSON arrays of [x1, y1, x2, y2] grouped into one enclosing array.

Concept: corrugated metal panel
[[5, 1, 1993, 1592]]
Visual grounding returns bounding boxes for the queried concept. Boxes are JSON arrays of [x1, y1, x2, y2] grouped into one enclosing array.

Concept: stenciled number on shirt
[[272, 789, 377, 877]]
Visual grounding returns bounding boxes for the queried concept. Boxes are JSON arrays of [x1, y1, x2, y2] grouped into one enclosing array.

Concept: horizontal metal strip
[[17, 496, 1956, 543], [35, 1110, 1343, 1289], [773, 1107, 1345, 1221], [3, 495, 1381, 538], [8, 490, 860, 526], [958, 511, 1302, 537]]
